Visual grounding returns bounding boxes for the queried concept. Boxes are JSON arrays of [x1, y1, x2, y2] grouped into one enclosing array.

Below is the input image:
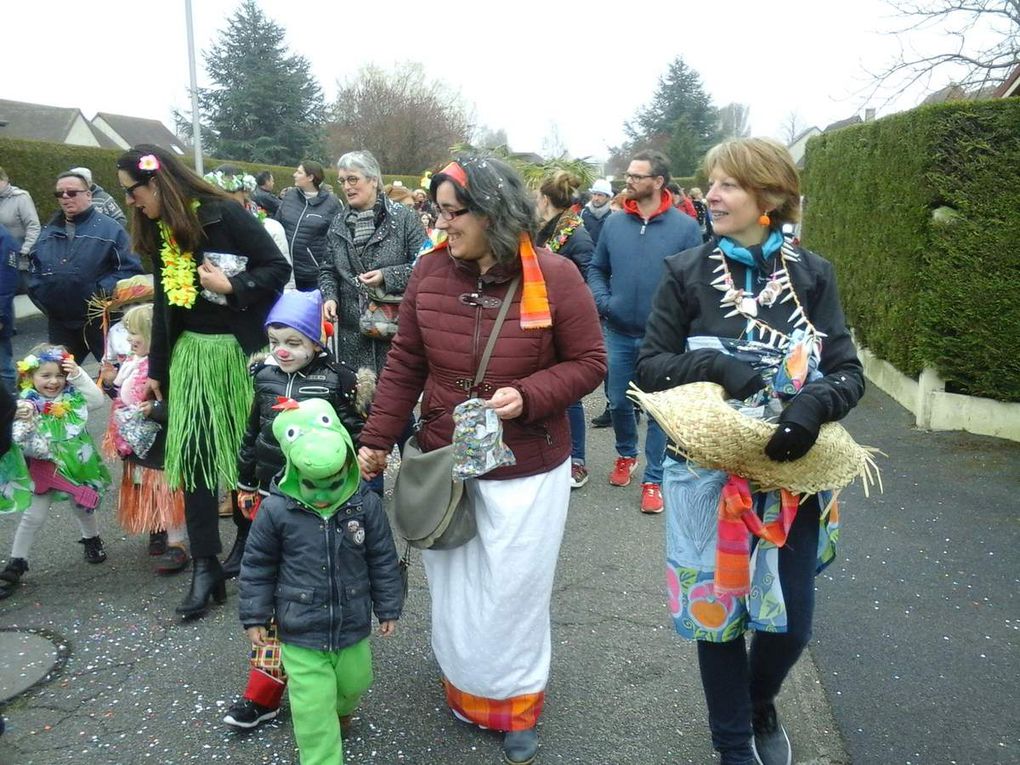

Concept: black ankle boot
[[175, 556, 226, 617], [79, 536, 107, 564], [220, 532, 248, 580], [0, 559, 28, 599]]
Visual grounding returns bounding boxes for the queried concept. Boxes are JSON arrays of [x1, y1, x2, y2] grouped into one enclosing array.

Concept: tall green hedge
[[802, 99, 1020, 402], [0, 136, 426, 225]]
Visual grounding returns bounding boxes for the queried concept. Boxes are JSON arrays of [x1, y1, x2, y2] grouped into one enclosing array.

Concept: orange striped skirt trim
[[443, 677, 544, 732]]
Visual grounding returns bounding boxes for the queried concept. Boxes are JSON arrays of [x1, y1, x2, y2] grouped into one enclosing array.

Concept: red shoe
[[640, 483, 664, 514], [609, 456, 638, 487], [570, 463, 589, 489]]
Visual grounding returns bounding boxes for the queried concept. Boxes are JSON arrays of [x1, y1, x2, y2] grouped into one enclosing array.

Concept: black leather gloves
[[764, 421, 819, 461], [708, 353, 766, 401]]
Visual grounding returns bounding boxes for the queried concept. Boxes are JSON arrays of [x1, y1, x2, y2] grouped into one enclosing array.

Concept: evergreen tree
[[198, 0, 325, 165], [624, 57, 721, 176]]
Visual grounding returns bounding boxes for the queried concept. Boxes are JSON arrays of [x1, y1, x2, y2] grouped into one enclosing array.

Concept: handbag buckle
[[459, 292, 502, 309]]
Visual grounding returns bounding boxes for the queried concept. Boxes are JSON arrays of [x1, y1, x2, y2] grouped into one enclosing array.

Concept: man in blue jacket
[[28, 171, 142, 363], [587, 150, 701, 514]]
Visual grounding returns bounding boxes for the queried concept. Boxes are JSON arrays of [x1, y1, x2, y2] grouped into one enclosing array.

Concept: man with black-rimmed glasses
[[587, 150, 701, 514]]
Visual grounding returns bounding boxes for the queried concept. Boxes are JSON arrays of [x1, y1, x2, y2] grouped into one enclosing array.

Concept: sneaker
[[79, 536, 107, 564], [751, 702, 792, 765], [590, 404, 612, 428], [223, 699, 279, 729], [570, 463, 589, 489], [609, 456, 638, 487], [148, 531, 168, 557], [155, 545, 190, 575], [640, 482, 664, 514]]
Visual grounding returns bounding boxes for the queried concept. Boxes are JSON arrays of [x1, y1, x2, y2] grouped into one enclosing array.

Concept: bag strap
[[473, 276, 520, 387]]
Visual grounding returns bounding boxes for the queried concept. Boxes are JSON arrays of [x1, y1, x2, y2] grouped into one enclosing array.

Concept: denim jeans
[[695, 497, 821, 762], [605, 327, 666, 484], [0, 334, 15, 393], [566, 401, 585, 463]]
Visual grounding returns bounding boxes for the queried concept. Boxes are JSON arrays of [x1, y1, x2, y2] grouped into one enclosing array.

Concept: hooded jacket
[[237, 351, 368, 493], [239, 482, 404, 652], [587, 190, 702, 337], [28, 206, 143, 327], [274, 187, 342, 284]]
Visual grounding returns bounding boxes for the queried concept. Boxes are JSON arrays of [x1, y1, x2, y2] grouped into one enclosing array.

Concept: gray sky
[[3, 0, 1001, 163]]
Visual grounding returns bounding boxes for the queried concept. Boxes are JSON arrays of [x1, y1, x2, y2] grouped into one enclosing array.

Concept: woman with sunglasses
[[358, 157, 606, 764], [26, 171, 143, 363], [320, 150, 427, 376], [115, 145, 290, 618]]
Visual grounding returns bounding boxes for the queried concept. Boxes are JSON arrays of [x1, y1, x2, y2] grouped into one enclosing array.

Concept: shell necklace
[[708, 238, 822, 349]]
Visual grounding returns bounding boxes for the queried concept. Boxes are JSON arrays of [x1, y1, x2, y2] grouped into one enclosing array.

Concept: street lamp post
[[185, 0, 203, 174]]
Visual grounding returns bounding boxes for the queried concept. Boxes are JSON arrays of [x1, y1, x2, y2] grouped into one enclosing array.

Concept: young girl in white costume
[[0, 345, 112, 595]]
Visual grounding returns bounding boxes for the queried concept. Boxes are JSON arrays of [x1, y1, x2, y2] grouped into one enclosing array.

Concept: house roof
[[823, 114, 863, 132], [92, 112, 187, 155], [993, 64, 1020, 98], [0, 98, 88, 144], [789, 126, 821, 146]]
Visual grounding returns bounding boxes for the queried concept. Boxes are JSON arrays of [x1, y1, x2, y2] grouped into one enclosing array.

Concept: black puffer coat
[[274, 188, 342, 285], [237, 352, 364, 493], [239, 483, 404, 653]]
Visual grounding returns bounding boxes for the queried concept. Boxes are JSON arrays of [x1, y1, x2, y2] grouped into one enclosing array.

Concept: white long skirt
[[421, 458, 570, 730]]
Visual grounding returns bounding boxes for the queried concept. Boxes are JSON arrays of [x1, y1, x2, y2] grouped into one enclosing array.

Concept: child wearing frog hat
[[222, 288, 374, 731], [238, 398, 403, 764]]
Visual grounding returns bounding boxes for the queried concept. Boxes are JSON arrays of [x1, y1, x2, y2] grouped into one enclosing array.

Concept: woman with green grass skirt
[[115, 145, 291, 618]]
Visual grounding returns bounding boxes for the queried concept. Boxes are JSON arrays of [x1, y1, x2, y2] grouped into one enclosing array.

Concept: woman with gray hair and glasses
[[320, 150, 427, 374]]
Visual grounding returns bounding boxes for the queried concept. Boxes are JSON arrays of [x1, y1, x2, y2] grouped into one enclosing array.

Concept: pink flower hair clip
[[138, 154, 161, 172]]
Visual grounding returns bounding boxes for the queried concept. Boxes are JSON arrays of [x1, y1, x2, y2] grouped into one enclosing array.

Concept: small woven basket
[[628, 381, 881, 495]]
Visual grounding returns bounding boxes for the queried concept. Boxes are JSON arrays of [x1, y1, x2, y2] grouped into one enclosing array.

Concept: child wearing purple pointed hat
[[223, 288, 374, 731]]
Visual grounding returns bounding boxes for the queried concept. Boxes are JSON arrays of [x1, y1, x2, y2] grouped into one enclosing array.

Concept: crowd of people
[[0, 137, 862, 765]]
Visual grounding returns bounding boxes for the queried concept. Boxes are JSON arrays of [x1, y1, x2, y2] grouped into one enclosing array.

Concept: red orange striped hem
[[443, 677, 544, 731]]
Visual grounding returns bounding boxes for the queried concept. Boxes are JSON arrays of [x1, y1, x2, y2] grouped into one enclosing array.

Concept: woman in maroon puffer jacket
[[358, 156, 605, 765]]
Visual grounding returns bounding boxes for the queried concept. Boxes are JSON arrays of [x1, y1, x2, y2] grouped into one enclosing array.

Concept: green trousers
[[280, 638, 374, 765]]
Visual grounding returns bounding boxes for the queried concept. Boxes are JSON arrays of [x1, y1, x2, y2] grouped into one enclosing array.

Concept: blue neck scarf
[[718, 229, 784, 271]]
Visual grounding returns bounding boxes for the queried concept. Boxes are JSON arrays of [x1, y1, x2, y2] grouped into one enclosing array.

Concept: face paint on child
[[267, 326, 319, 373], [298, 470, 350, 510]]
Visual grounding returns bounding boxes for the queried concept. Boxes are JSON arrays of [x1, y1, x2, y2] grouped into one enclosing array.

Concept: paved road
[[0, 314, 1015, 764]]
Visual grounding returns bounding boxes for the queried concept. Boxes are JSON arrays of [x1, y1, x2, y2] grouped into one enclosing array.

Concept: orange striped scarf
[[715, 475, 800, 596], [424, 235, 551, 330]]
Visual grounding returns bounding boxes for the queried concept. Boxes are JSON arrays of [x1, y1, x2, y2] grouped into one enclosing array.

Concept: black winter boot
[[220, 531, 248, 580], [0, 558, 28, 599], [79, 537, 107, 564], [175, 556, 227, 617]]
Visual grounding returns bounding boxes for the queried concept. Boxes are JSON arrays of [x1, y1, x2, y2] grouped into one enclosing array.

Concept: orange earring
[[758, 212, 771, 227]]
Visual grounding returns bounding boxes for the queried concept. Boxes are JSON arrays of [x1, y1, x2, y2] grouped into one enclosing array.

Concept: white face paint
[[267, 326, 318, 373]]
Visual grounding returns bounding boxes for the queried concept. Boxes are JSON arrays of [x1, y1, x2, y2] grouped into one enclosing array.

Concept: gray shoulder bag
[[392, 276, 520, 550]]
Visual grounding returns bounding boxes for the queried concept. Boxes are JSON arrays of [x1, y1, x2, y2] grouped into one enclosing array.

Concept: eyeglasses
[[340, 175, 365, 186], [624, 172, 657, 182], [436, 207, 471, 221], [53, 189, 90, 199], [121, 180, 148, 199]]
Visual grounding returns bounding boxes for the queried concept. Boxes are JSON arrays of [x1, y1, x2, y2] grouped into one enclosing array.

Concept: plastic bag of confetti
[[114, 405, 161, 458], [451, 398, 515, 480]]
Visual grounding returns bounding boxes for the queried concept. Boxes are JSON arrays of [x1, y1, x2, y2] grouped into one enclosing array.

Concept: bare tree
[[780, 111, 807, 145], [327, 63, 474, 173], [540, 123, 568, 159], [474, 126, 509, 150], [718, 103, 751, 139], [868, 0, 1020, 102]]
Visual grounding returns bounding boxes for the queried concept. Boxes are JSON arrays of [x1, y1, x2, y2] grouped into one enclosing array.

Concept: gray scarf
[[346, 207, 376, 248], [586, 200, 612, 219]]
